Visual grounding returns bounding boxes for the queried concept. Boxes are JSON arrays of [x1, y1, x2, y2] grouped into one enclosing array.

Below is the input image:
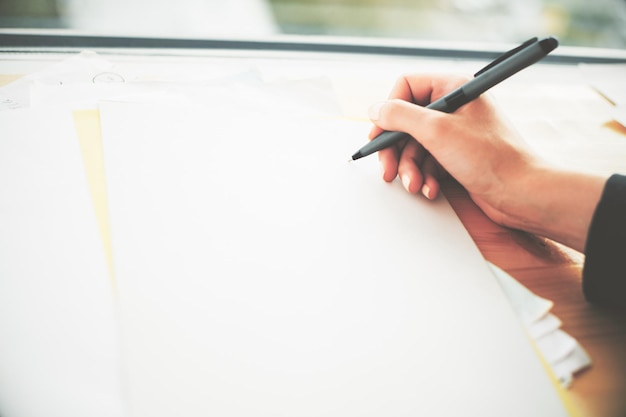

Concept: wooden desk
[[1, 47, 624, 417], [469, 70, 626, 417], [444, 180, 626, 417]]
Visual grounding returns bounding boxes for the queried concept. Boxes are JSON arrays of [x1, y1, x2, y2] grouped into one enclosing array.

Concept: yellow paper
[[73, 109, 116, 286]]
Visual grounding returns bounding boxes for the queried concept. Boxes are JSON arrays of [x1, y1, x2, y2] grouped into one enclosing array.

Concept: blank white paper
[[0, 108, 127, 417], [100, 100, 568, 417]]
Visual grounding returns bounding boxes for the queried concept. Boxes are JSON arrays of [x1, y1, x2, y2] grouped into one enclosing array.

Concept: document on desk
[[580, 63, 626, 129], [0, 108, 127, 417], [100, 100, 569, 417]]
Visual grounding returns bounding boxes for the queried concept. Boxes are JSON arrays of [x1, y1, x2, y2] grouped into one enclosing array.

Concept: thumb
[[368, 99, 444, 149]]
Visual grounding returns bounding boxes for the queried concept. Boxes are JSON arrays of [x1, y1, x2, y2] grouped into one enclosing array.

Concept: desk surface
[[444, 181, 626, 417], [457, 62, 626, 417], [1, 47, 625, 417]]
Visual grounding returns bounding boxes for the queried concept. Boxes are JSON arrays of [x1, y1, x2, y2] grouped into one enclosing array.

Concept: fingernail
[[401, 174, 411, 192], [422, 184, 431, 199], [368, 101, 386, 121], [380, 164, 386, 179]]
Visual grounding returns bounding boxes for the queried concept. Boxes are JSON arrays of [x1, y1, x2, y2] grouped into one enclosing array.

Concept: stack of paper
[[489, 264, 591, 387], [0, 108, 126, 417], [0, 51, 588, 416]]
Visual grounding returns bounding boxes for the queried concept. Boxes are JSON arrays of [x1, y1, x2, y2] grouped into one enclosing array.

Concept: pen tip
[[351, 151, 363, 161]]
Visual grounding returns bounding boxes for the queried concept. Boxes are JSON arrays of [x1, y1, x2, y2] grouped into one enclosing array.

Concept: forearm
[[498, 165, 607, 252]]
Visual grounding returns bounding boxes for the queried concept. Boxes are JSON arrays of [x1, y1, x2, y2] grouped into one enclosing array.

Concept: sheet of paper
[[579, 63, 626, 129], [580, 63, 626, 106], [0, 108, 127, 417], [612, 105, 626, 128], [100, 100, 568, 417], [489, 263, 591, 388], [1, 51, 340, 118], [0, 51, 132, 111]]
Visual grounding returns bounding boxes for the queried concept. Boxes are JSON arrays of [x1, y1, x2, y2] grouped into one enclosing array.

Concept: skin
[[368, 73, 607, 253]]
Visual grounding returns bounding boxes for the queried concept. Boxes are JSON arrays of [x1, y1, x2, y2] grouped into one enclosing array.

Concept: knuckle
[[427, 112, 449, 137]]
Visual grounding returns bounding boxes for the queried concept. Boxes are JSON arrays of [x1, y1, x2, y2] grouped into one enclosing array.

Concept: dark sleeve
[[582, 174, 626, 308]]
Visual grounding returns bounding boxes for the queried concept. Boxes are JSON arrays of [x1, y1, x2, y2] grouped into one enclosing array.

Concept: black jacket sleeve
[[582, 174, 626, 308]]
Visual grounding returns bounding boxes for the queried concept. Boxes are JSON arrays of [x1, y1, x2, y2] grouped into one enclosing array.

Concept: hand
[[368, 73, 606, 252], [368, 73, 540, 226]]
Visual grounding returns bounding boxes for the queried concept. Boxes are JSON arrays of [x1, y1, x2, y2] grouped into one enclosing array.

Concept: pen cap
[[464, 37, 558, 100]]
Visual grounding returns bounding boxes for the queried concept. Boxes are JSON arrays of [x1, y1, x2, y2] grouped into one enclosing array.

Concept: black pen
[[350, 36, 558, 161]]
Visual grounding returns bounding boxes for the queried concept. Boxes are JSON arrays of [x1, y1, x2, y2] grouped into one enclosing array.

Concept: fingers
[[366, 74, 470, 199], [372, 120, 445, 199], [397, 140, 426, 194], [420, 156, 445, 199], [369, 98, 445, 153], [397, 146, 444, 200], [368, 95, 449, 199], [390, 73, 469, 105], [367, 73, 465, 144], [367, 99, 433, 193], [369, 100, 406, 183], [378, 147, 400, 183], [367, 101, 387, 142]]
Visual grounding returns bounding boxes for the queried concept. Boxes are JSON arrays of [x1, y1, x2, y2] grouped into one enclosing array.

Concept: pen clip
[[474, 37, 539, 77]]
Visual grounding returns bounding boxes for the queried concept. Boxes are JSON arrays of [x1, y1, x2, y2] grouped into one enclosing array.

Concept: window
[[1, 0, 625, 49]]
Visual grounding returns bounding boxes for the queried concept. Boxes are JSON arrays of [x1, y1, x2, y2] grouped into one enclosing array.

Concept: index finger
[[368, 73, 469, 139], [391, 73, 470, 105], [368, 74, 417, 139]]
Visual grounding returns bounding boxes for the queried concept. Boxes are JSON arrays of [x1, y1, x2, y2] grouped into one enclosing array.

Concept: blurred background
[[1, 0, 625, 49]]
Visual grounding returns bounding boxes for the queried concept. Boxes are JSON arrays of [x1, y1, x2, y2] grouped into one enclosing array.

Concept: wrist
[[499, 165, 606, 252]]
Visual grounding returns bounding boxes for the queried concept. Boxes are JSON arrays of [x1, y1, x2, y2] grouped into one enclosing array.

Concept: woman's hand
[[368, 73, 606, 252], [368, 73, 540, 225]]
